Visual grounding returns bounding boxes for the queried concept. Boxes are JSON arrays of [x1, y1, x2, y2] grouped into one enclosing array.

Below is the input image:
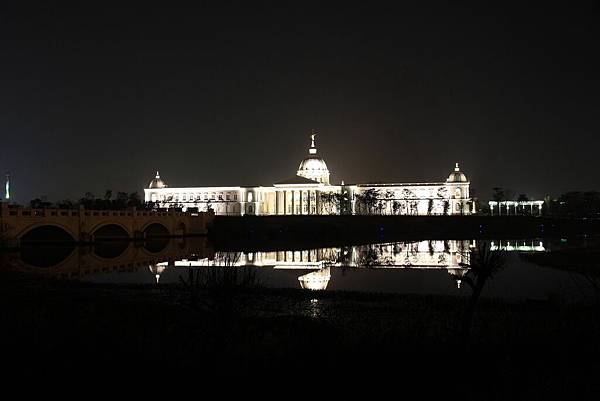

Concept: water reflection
[[19, 244, 76, 268], [4, 238, 577, 298], [491, 239, 545, 252], [93, 241, 130, 259], [163, 240, 475, 291], [299, 267, 331, 290], [148, 264, 166, 283], [6, 237, 214, 280]]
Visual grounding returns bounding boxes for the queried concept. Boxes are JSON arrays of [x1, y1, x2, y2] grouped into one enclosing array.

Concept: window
[[226, 194, 231, 201], [218, 193, 223, 201], [234, 194, 238, 201], [248, 192, 253, 202]]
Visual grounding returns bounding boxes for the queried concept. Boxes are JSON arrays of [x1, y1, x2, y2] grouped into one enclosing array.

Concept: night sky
[[1, 4, 599, 203]]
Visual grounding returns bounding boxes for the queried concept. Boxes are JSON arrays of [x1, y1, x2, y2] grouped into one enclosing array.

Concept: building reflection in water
[[7, 238, 550, 291], [148, 264, 167, 283], [170, 240, 476, 291], [490, 239, 545, 252], [298, 267, 331, 290]]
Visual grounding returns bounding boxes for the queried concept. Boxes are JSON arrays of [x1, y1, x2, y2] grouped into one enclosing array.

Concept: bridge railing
[[1, 203, 214, 219]]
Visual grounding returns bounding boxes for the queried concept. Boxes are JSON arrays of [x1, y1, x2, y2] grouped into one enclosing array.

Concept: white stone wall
[[144, 181, 473, 216], [352, 182, 472, 215]]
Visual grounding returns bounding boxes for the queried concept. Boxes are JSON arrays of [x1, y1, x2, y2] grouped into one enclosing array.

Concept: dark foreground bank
[[1, 271, 599, 396]]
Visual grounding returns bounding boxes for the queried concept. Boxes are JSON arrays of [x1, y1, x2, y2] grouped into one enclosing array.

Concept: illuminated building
[[488, 200, 544, 216], [144, 135, 474, 215]]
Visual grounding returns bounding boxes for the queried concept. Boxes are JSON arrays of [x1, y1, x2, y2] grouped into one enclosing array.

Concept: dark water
[[3, 237, 599, 301]]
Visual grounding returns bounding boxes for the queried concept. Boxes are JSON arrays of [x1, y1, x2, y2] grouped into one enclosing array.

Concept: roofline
[[144, 181, 470, 191], [355, 181, 468, 187], [273, 183, 324, 188]]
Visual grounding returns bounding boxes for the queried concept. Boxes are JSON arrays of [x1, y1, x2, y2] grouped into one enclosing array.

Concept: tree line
[[27, 190, 156, 210], [319, 188, 452, 216]]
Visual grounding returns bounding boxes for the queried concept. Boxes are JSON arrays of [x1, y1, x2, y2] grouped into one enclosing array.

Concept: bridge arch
[[18, 223, 77, 243], [142, 222, 170, 237], [90, 223, 131, 240]]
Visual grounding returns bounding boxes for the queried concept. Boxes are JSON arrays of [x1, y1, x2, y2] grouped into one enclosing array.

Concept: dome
[[149, 171, 167, 189], [298, 156, 329, 173], [447, 163, 468, 183], [296, 134, 330, 184]]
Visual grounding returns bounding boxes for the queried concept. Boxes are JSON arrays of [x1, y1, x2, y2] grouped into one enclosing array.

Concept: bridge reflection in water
[[6, 237, 215, 280], [4, 238, 549, 291]]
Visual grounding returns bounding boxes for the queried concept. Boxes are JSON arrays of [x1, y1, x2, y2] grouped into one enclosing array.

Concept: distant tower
[[4, 172, 9, 200]]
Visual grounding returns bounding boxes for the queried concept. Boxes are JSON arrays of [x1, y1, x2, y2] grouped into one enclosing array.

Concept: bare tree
[[450, 241, 506, 344]]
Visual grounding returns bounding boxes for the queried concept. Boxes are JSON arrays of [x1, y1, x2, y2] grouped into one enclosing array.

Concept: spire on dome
[[455, 163, 460, 172], [309, 130, 317, 155], [297, 130, 330, 184], [156, 171, 160, 178]]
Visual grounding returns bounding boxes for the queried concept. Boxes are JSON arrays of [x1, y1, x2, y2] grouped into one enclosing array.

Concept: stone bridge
[[0, 202, 214, 246]]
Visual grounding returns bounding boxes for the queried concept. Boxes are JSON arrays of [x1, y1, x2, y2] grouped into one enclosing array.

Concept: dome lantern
[[447, 163, 468, 183], [149, 171, 168, 189]]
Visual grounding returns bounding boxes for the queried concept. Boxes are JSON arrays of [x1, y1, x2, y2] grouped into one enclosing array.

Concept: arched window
[[248, 192, 253, 202]]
